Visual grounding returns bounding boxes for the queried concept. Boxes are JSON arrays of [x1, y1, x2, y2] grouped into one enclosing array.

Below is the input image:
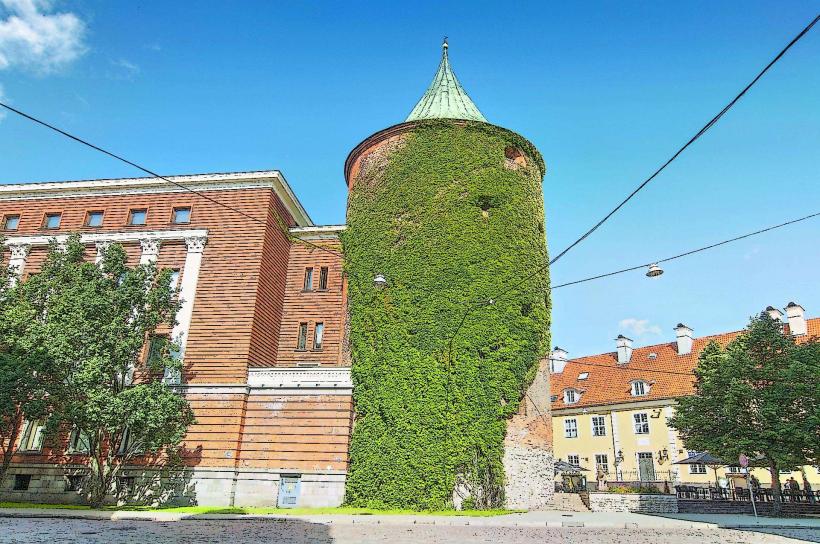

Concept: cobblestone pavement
[[1, 518, 818, 544]]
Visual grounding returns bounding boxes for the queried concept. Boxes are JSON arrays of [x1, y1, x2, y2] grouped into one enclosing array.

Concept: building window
[[633, 413, 650, 434], [303, 268, 313, 291], [567, 454, 580, 467], [631, 380, 648, 396], [564, 418, 578, 438], [169, 270, 180, 294], [13, 475, 32, 491], [18, 420, 45, 452], [65, 474, 85, 492], [319, 267, 329, 290], [313, 322, 324, 350], [147, 335, 166, 366], [117, 427, 142, 456], [128, 209, 147, 226], [42, 213, 61, 229], [85, 211, 104, 227], [690, 463, 707, 474], [3, 214, 19, 231], [578, 372, 589, 380], [563, 389, 579, 404], [591, 416, 607, 437], [595, 454, 609, 474], [296, 323, 308, 351], [172, 207, 191, 224], [67, 428, 90, 454], [117, 476, 136, 494]]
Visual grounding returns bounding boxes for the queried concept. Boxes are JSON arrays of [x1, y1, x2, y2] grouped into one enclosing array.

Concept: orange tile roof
[[550, 316, 820, 411]]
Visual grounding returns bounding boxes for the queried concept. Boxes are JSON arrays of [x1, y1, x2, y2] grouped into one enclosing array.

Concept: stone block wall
[[588, 492, 678, 513]]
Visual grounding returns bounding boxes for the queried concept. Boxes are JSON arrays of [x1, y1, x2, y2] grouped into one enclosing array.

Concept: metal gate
[[638, 453, 656, 481], [277, 475, 301, 508]]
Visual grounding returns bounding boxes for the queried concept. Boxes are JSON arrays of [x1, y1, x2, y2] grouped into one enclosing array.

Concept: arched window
[[564, 388, 580, 404]]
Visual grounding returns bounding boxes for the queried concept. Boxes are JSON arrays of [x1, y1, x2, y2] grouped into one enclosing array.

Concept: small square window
[[319, 267, 329, 290], [43, 213, 61, 229], [296, 323, 308, 351], [65, 474, 85, 492], [172, 207, 191, 224], [85, 211, 104, 227], [564, 418, 578, 438], [567, 454, 580, 467], [3, 215, 19, 231], [314, 322, 324, 350], [13, 474, 32, 491], [128, 209, 147, 226], [303, 268, 314, 291]]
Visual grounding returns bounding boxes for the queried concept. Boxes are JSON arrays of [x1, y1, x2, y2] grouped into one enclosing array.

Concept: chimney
[[784, 302, 807, 336], [765, 306, 784, 322], [549, 347, 569, 374], [675, 323, 694, 356], [615, 335, 633, 364]]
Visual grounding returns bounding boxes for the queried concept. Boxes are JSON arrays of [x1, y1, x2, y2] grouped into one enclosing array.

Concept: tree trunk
[[768, 459, 783, 516], [0, 410, 23, 486]]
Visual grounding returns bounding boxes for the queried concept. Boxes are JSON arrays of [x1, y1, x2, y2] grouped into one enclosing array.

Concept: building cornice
[[0, 170, 313, 228], [552, 397, 678, 416], [289, 224, 347, 241], [2, 229, 209, 247]]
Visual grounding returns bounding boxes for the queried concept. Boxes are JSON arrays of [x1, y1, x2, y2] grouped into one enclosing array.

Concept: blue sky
[[1, 1, 818, 357]]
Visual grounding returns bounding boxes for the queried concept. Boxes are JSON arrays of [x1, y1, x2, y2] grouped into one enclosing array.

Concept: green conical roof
[[406, 41, 487, 123]]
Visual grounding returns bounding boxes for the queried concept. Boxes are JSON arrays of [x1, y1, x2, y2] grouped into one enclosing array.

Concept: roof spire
[[405, 40, 487, 123]]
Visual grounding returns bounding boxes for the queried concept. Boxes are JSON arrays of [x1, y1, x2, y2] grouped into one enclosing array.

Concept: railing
[[675, 485, 820, 503]]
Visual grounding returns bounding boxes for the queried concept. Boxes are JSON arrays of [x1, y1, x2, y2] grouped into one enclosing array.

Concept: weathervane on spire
[[443, 36, 448, 50]]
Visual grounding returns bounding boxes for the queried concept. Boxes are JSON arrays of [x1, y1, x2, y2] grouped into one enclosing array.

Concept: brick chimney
[[674, 323, 694, 356], [615, 335, 633, 364], [784, 302, 807, 336], [549, 347, 569, 374], [766, 306, 785, 322]]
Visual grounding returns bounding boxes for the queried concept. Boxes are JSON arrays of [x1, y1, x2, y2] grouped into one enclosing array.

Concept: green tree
[[669, 313, 820, 515], [0, 237, 56, 484], [32, 235, 195, 507]]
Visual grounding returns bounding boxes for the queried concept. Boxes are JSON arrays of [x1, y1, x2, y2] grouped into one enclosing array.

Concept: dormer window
[[564, 388, 580, 404], [631, 380, 650, 397]]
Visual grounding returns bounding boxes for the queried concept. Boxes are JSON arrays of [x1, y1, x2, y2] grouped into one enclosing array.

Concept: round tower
[[342, 42, 553, 510]]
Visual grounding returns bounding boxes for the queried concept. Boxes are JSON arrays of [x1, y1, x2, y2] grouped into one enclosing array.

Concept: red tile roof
[[550, 317, 820, 410]]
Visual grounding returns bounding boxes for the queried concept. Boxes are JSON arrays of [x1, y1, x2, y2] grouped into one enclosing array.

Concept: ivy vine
[[342, 120, 550, 510]]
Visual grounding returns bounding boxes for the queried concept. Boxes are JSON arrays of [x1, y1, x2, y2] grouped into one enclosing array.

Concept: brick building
[[0, 171, 351, 506]]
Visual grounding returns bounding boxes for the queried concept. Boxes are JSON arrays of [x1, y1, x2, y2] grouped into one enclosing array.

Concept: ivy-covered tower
[[342, 41, 553, 510]]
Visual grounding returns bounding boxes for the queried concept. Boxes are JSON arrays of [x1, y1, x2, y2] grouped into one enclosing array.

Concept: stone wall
[[587, 492, 678, 513], [0, 463, 346, 508]]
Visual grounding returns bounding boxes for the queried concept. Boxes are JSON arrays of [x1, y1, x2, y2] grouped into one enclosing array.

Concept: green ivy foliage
[[342, 120, 550, 510]]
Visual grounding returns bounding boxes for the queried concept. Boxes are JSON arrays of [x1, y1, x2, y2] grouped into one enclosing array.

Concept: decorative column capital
[[8, 244, 31, 260], [140, 238, 161, 255], [184, 236, 207, 254]]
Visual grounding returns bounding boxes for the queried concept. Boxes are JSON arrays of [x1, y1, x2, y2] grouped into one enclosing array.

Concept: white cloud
[[619, 318, 662, 337], [0, 0, 87, 74]]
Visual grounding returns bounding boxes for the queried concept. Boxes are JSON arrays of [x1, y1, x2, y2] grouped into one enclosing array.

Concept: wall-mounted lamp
[[657, 447, 669, 464], [615, 450, 625, 465]]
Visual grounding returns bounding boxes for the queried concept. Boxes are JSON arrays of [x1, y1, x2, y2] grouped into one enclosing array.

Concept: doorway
[[638, 452, 656, 481]]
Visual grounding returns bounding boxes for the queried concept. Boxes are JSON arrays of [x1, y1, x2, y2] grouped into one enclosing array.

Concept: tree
[[669, 313, 820, 515], [0, 237, 56, 484], [33, 235, 195, 507]]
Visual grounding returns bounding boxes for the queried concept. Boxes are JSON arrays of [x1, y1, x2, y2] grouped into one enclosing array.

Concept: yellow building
[[550, 304, 820, 491]]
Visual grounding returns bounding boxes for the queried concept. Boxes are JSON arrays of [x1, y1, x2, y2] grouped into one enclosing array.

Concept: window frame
[[127, 208, 148, 226], [563, 388, 579, 404], [567, 454, 580, 467], [595, 453, 609, 475], [42, 212, 62, 230], [3, 214, 20, 231], [303, 268, 314, 291], [84, 210, 105, 228], [313, 322, 324, 351], [18, 419, 45, 452], [318, 267, 329, 290], [67, 427, 91, 455], [633, 412, 650, 434], [591, 415, 607, 437], [171, 206, 192, 225], [296, 322, 308, 351], [564, 418, 578, 438]]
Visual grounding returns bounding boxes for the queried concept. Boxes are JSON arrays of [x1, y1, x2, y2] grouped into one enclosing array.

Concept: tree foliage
[[342, 120, 550, 509], [669, 313, 820, 514], [7, 235, 195, 506]]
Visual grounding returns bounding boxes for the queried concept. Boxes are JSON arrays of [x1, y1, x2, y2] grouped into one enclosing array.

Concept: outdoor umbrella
[[554, 460, 589, 475], [674, 451, 726, 489]]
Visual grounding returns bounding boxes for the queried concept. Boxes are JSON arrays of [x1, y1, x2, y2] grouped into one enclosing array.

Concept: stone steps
[[549, 493, 590, 512]]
